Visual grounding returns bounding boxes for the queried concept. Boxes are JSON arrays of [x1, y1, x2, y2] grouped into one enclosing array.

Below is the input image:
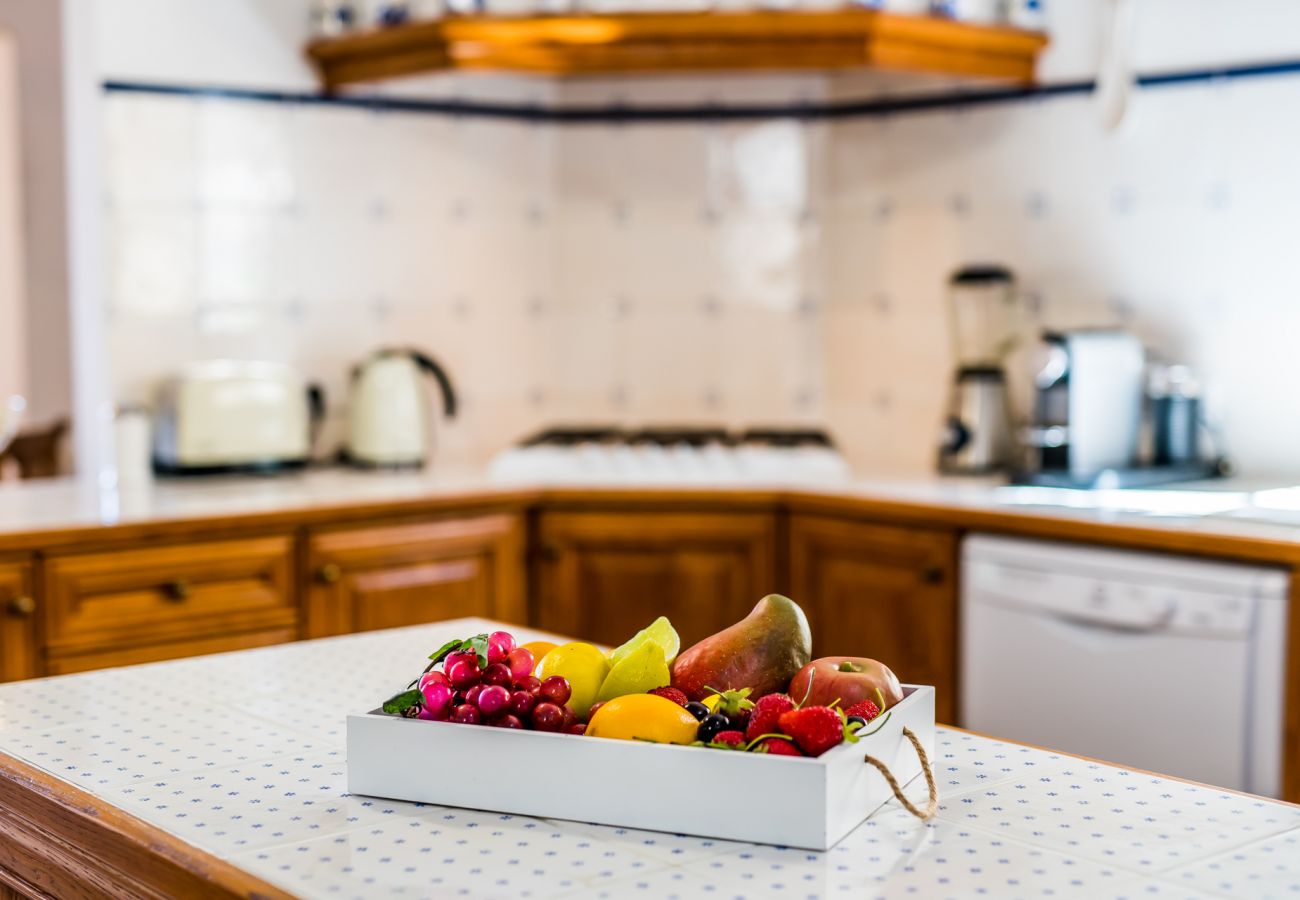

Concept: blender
[[937, 265, 1017, 474]]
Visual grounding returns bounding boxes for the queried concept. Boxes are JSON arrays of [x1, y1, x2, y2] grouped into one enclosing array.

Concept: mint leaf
[[382, 689, 423, 715]]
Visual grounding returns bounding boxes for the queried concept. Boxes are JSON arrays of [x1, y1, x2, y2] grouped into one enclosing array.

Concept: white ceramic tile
[[106, 71, 1300, 475], [935, 763, 1300, 874], [103, 93, 198, 210], [1165, 827, 1300, 900], [196, 97, 294, 211], [105, 209, 199, 315], [289, 105, 389, 218]]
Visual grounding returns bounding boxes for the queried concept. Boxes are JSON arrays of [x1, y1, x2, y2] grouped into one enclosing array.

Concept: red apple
[[787, 657, 904, 711]]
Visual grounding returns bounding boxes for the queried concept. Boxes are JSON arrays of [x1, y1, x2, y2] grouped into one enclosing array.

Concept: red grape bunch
[[413, 631, 584, 734]]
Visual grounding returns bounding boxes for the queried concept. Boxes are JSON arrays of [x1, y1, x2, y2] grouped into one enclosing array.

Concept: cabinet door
[[535, 512, 776, 649], [788, 515, 957, 723], [0, 560, 38, 682], [305, 513, 525, 638]]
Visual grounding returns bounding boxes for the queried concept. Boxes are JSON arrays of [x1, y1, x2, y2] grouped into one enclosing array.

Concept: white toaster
[[152, 361, 322, 475]]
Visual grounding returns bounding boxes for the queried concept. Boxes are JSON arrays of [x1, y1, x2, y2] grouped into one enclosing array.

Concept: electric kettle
[[346, 349, 457, 468]]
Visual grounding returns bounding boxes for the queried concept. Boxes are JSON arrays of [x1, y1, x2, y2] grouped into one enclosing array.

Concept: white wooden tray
[[348, 684, 935, 850]]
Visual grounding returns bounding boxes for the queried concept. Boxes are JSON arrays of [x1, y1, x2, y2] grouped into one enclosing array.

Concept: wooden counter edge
[[0, 752, 292, 900], [1, 484, 1297, 565]]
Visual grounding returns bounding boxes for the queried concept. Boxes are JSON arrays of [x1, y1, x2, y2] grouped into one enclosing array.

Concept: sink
[[992, 485, 1252, 517]]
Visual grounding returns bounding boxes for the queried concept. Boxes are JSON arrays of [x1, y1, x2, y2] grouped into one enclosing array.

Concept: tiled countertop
[[0, 618, 1296, 899], [4, 468, 1300, 549]]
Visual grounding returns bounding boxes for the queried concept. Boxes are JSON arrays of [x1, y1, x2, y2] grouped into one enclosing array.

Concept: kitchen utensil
[[1096, 0, 1136, 132], [0, 394, 24, 456], [152, 361, 324, 475], [113, 405, 152, 487], [310, 1, 359, 36], [1149, 364, 1202, 467], [938, 265, 1018, 475], [1004, 0, 1046, 29], [346, 349, 457, 469], [931, 0, 1000, 23]]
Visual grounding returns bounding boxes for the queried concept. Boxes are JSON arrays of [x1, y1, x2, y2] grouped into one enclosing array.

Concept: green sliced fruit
[[597, 639, 671, 702], [608, 616, 681, 668]]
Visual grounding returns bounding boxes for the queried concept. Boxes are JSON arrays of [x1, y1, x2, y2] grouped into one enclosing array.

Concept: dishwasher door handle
[[1045, 603, 1177, 635]]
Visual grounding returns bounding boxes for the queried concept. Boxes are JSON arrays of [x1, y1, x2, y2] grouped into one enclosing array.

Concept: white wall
[[0, 29, 25, 404], [96, 0, 316, 91], [0, 1, 75, 435], [93, 1, 1300, 476]]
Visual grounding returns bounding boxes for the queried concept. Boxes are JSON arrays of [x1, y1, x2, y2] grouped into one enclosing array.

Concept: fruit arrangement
[[381, 594, 904, 759]]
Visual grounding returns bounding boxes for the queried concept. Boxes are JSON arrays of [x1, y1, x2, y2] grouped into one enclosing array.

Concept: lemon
[[521, 640, 558, 672], [586, 694, 700, 744], [534, 642, 609, 717], [597, 639, 670, 703], [608, 616, 680, 668]]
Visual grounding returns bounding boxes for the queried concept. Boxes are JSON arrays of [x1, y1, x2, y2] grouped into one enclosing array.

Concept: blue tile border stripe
[[102, 56, 1300, 123]]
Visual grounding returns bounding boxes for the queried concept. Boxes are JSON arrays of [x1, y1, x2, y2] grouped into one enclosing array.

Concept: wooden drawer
[[0, 559, 38, 682], [43, 535, 297, 656], [305, 514, 525, 638]]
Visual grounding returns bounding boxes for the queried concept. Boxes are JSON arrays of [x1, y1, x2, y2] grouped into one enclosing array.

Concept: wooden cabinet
[[43, 535, 297, 673], [788, 515, 958, 723], [534, 511, 776, 649], [304, 513, 525, 638], [0, 559, 38, 682]]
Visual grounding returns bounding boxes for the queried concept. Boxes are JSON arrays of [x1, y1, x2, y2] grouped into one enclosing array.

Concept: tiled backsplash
[[103, 69, 1300, 476]]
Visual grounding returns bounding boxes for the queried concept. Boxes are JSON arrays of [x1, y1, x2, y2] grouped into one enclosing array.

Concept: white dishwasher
[[961, 534, 1289, 797]]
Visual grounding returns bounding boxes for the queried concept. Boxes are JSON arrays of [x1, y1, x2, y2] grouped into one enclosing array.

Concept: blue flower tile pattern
[[0, 617, 1296, 899]]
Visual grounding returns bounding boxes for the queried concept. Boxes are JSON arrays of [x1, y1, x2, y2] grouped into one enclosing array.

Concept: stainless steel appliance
[[345, 348, 457, 469], [961, 534, 1288, 796], [152, 361, 324, 475], [1149, 363, 1203, 466], [938, 265, 1017, 474], [1024, 329, 1145, 482]]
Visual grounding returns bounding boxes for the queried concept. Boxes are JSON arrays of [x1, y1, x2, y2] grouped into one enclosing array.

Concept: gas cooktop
[[491, 425, 849, 484]]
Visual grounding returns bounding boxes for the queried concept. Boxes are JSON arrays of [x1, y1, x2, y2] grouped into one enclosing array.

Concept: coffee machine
[[938, 266, 1018, 474], [1023, 329, 1145, 483]]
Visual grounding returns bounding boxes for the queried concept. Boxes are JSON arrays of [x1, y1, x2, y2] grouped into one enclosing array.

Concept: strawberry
[[745, 693, 796, 742], [709, 730, 745, 749], [753, 736, 803, 757], [845, 698, 881, 722], [704, 687, 755, 720], [648, 686, 689, 707], [777, 706, 847, 757]]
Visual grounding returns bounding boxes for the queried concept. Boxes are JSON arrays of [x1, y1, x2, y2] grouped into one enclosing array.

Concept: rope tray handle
[[863, 726, 938, 821]]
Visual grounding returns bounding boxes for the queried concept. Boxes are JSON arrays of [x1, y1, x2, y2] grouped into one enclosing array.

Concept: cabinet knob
[[920, 565, 945, 585], [316, 563, 342, 585], [539, 545, 561, 563], [164, 580, 191, 602], [7, 595, 34, 617]]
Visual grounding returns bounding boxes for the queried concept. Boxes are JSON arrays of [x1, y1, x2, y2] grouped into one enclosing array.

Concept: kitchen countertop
[[0, 617, 1296, 899], [4, 468, 1300, 551]]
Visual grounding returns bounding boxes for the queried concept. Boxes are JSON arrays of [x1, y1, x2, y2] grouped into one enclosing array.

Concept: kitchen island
[[0, 618, 1296, 899]]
